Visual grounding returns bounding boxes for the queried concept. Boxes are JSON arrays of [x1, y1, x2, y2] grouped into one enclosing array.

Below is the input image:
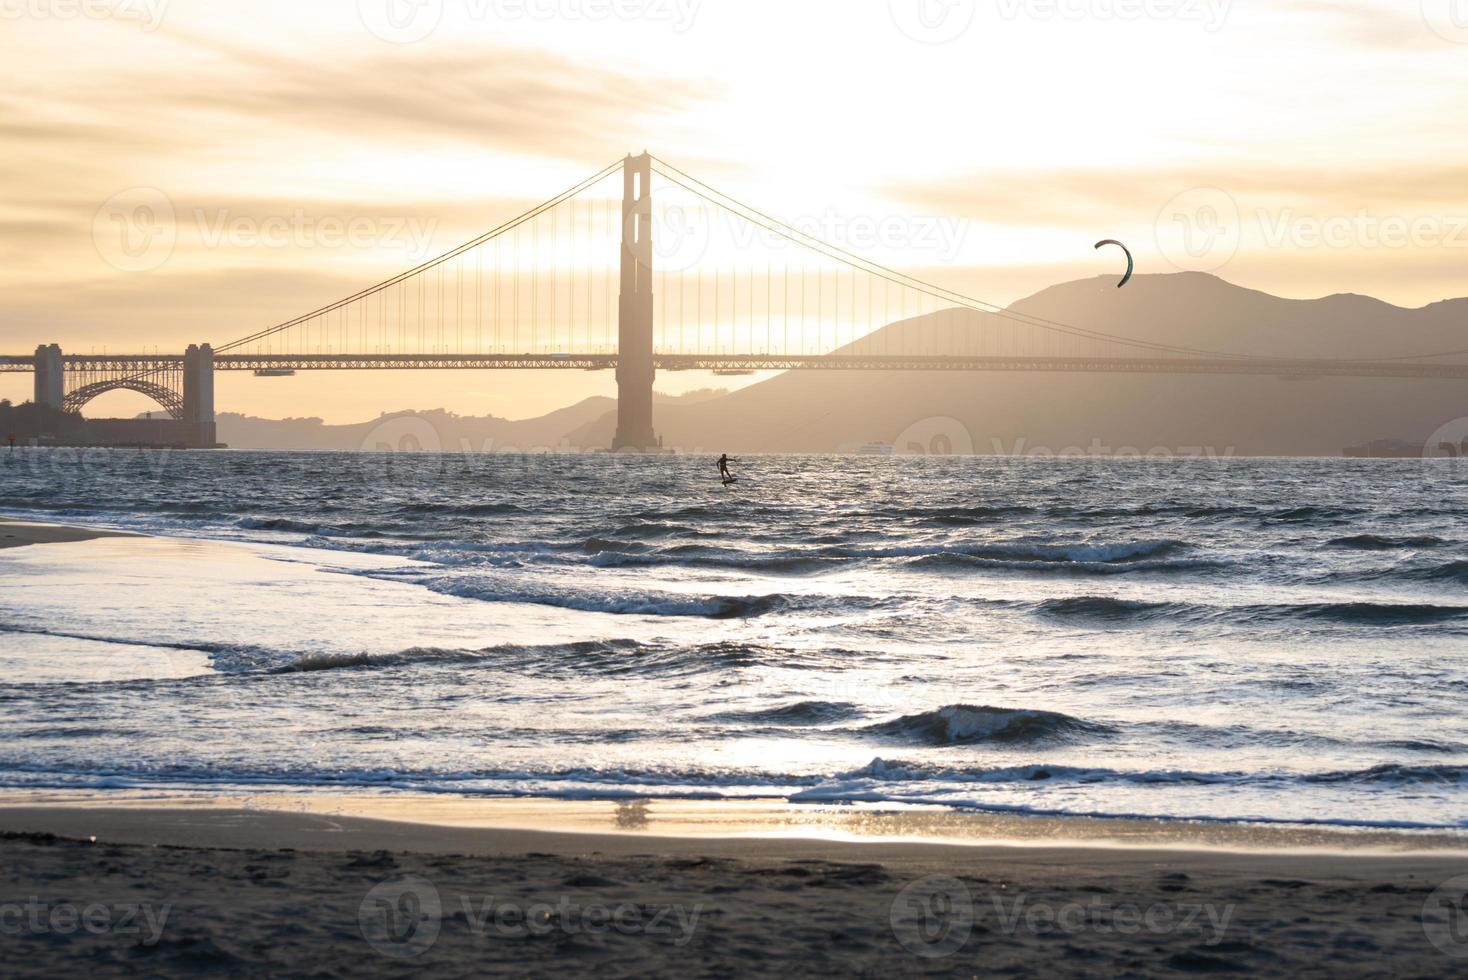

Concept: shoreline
[[2, 791, 1466, 857], [2, 799, 1464, 877]]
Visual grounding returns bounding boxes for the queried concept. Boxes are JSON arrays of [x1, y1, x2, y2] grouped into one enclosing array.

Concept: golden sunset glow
[[4, 0, 1468, 420]]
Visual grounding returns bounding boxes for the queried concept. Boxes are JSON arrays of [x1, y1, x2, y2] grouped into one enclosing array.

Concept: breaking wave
[[1328, 534, 1448, 550], [864, 704, 1113, 745]]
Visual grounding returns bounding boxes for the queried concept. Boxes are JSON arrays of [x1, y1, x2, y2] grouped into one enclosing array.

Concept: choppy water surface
[[2, 449, 1467, 831]]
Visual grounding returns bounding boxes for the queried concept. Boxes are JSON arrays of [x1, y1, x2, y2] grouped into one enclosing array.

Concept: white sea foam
[[3, 453, 1467, 830]]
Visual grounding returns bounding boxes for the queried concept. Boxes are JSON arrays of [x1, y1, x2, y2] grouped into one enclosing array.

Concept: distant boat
[[857, 442, 894, 455]]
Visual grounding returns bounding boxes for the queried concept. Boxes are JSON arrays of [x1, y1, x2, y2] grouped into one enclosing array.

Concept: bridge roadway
[[3, 352, 1468, 381]]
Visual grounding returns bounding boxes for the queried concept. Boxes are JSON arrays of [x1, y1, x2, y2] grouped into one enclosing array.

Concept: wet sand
[[1, 799, 1465, 977], [0, 517, 135, 550]]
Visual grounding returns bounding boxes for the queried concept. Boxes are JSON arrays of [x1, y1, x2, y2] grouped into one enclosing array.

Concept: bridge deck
[[4, 353, 1468, 381]]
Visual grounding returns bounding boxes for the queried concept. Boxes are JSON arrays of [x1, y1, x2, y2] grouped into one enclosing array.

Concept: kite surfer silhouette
[[717, 453, 736, 485]]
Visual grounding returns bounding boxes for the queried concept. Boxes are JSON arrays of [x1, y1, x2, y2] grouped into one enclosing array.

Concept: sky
[[3, 0, 1467, 421]]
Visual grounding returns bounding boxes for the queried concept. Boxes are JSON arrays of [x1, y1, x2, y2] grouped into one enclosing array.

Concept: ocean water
[[2, 448, 1467, 832]]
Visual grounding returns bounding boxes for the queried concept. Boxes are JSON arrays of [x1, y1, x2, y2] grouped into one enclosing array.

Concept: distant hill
[[217, 398, 617, 452], [1007, 272, 1468, 359], [215, 389, 730, 452], [611, 273, 1468, 457]]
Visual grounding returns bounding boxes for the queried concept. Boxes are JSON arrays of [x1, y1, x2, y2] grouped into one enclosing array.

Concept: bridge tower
[[34, 344, 63, 411], [613, 152, 658, 451], [183, 343, 216, 447]]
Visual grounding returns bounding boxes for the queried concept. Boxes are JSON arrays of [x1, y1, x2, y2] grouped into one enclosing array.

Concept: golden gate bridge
[[4, 153, 1467, 449]]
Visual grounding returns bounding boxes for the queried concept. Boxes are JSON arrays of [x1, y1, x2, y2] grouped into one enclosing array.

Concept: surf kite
[[1094, 239, 1134, 288]]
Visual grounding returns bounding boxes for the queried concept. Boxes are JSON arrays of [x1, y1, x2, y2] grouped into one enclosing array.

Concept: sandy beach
[[2, 797, 1467, 977]]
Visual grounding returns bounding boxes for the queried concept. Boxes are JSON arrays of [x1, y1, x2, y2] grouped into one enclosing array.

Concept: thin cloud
[[888, 166, 1468, 227], [1274, 0, 1442, 51], [17, 31, 719, 162]]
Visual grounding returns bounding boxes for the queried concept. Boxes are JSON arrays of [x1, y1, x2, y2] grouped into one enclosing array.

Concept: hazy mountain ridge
[[217, 399, 617, 451], [216, 389, 732, 451]]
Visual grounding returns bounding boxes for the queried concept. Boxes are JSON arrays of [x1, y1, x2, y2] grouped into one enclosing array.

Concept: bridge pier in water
[[613, 152, 659, 452], [182, 343, 217, 447], [34, 344, 63, 411]]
